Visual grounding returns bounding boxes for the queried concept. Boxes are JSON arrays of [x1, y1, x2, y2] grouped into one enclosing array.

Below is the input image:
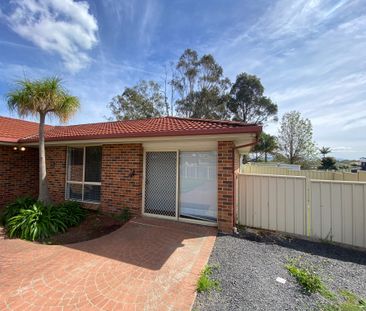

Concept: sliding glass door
[[179, 151, 217, 222]]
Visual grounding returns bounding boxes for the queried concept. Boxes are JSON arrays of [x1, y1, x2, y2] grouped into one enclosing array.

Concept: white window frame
[[65, 146, 101, 204]]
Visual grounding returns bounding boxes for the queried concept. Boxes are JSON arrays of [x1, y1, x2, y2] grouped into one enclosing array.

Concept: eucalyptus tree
[[109, 80, 165, 120], [172, 49, 231, 119], [228, 73, 278, 124]]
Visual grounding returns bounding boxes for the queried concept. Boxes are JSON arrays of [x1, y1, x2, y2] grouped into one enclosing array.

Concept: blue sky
[[0, 0, 365, 159]]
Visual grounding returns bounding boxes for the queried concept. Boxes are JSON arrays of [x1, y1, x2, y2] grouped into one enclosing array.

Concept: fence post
[[306, 177, 311, 237]]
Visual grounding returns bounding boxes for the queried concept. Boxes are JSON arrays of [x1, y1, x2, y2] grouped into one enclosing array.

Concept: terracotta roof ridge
[[47, 117, 165, 128], [162, 116, 256, 126]]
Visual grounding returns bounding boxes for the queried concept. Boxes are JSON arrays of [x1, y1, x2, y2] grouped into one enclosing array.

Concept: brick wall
[[101, 144, 143, 215], [46, 146, 67, 204], [217, 141, 238, 233], [0, 146, 38, 209]]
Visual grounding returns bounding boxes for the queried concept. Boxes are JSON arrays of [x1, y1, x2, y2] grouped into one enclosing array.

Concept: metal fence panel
[[238, 173, 366, 249]]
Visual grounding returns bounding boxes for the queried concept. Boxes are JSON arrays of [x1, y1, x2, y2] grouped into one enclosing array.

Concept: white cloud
[[207, 0, 366, 159], [250, 0, 349, 41], [4, 0, 98, 72]]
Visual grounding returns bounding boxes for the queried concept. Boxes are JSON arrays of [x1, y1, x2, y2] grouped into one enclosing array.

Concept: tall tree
[[109, 80, 165, 120], [172, 49, 230, 119], [277, 111, 317, 164], [7, 77, 80, 203], [228, 73, 278, 124], [252, 133, 278, 162], [319, 146, 331, 159]]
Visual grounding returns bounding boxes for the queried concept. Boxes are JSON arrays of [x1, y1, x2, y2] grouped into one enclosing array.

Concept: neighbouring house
[[0, 115, 261, 232], [361, 158, 366, 171]]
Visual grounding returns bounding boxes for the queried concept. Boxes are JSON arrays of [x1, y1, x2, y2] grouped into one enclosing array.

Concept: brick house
[[0, 116, 261, 232]]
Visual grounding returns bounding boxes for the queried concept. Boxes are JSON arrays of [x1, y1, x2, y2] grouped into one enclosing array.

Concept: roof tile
[[0, 116, 261, 143]]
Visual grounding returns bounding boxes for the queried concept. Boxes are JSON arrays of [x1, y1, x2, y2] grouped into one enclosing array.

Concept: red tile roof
[[0, 116, 54, 143], [0, 116, 261, 144]]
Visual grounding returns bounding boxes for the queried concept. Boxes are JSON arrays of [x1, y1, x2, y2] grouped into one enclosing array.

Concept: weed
[[285, 258, 334, 299], [197, 265, 220, 293], [321, 290, 366, 310]]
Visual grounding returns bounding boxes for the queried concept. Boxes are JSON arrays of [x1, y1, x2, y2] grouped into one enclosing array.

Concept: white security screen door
[[144, 152, 177, 218], [179, 151, 217, 222]]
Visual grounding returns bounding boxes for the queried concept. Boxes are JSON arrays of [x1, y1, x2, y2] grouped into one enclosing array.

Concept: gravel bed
[[193, 228, 366, 311]]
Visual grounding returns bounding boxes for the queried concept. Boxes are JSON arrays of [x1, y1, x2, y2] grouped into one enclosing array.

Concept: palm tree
[[7, 77, 80, 203], [319, 146, 331, 159]]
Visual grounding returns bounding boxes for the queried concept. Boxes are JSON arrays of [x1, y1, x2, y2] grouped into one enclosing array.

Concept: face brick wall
[[217, 141, 238, 233], [101, 144, 143, 215], [46, 146, 67, 204], [0, 146, 38, 209]]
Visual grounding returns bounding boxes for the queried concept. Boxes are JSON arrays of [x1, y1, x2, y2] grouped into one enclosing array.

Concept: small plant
[[321, 290, 366, 311], [6, 202, 68, 241], [197, 265, 220, 293], [116, 207, 131, 222], [285, 258, 333, 298]]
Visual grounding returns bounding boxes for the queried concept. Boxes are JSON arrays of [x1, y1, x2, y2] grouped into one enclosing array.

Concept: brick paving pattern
[[0, 217, 216, 311]]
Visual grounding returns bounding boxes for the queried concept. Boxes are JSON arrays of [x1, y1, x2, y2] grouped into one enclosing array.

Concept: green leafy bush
[[6, 202, 68, 241], [4, 199, 86, 241], [1, 197, 36, 225], [56, 201, 86, 227]]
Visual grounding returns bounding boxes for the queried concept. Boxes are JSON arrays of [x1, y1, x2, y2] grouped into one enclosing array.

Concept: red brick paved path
[[0, 217, 216, 311]]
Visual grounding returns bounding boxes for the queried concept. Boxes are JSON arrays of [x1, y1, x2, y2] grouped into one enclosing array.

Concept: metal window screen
[[144, 152, 177, 217]]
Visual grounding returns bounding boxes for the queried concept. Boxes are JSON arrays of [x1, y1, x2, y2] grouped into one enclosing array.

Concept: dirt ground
[[47, 211, 124, 245]]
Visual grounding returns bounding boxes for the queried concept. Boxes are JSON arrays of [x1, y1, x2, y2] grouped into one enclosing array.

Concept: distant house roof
[[0, 116, 261, 144]]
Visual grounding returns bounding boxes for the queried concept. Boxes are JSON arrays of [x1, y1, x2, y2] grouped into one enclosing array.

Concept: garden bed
[[1, 198, 130, 244], [45, 210, 124, 245], [194, 228, 366, 311]]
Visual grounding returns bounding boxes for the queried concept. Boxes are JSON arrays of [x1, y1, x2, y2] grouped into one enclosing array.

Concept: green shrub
[[4, 199, 86, 241], [56, 201, 86, 227], [1, 197, 36, 225], [116, 207, 131, 222], [6, 202, 68, 241], [197, 265, 220, 293]]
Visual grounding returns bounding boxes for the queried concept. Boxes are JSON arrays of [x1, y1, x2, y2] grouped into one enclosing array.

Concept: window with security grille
[[66, 146, 102, 203]]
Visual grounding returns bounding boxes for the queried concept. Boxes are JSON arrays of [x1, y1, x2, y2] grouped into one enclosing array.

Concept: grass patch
[[321, 290, 366, 310], [197, 265, 220, 293], [286, 258, 365, 310]]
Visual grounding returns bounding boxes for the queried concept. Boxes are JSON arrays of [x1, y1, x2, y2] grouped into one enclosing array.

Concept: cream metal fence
[[241, 164, 366, 182], [310, 180, 366, 248], [237, 174, 307, 235], [237, 173, 366, 249]]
